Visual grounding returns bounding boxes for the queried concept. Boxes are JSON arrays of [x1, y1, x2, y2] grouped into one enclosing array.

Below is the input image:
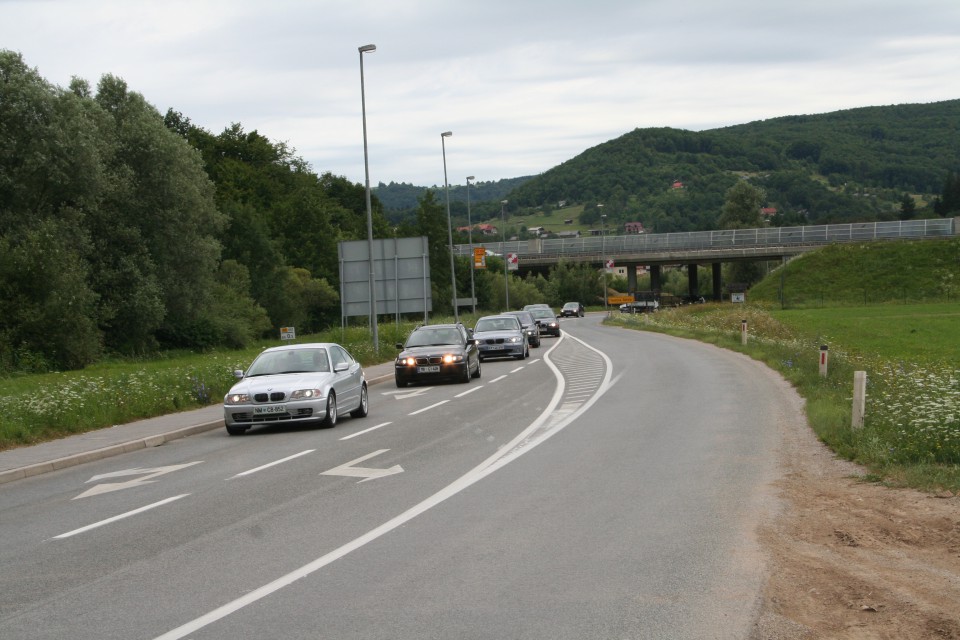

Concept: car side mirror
[[334, 362, 349, 373], [395, 343, 404, 350], [233, 369, 244, 379]]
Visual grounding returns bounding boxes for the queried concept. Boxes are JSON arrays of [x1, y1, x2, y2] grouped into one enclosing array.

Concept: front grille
[[415, 356, 443, 365], [254, 392, 286, 402], [482, 338, 505, 345]]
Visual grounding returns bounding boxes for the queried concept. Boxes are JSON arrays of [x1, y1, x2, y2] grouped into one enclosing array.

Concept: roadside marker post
[[740, 319, 747, 345], [819, 345, 829, 377], [852, 371, 867, 429]]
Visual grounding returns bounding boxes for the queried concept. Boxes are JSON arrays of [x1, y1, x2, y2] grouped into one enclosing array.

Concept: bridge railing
[[456, 218, 955, 258]]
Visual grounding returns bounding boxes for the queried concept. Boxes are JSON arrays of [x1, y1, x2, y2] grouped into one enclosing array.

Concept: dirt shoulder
[[753, 405, 960, 638]]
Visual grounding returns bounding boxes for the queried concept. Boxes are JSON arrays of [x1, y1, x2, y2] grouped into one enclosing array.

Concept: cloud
[[2, 0, 958, 186]]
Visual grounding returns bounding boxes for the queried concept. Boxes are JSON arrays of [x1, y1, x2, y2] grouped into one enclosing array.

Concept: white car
[[223, 343, 368, 435]]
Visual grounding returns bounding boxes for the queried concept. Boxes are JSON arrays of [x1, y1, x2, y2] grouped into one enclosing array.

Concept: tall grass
[[607, 302, 960, 491], [0, 320, 430, 451]]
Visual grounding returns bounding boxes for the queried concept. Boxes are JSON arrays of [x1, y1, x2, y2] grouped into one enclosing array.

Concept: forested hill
[[506, 99, 960, 233], [373, 175, 533, 212]]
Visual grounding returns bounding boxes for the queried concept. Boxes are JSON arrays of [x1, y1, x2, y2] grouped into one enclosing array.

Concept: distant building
[[624, 222, 645, 234], [761, 207, 778, 217], [557, 230, 580, 239], [671, 180, 684, 189]]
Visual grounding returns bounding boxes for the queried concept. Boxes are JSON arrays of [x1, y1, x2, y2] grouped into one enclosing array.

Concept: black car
[[561, 301, 585, 317], [527, 307, 561, 337], [395, 323, 481, 387], [502, 310, 541, 347]]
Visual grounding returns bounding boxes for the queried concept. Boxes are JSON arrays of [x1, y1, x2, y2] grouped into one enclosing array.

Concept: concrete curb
[[0, 368, 396, 486]]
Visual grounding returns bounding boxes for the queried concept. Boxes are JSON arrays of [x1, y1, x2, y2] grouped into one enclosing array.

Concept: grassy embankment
[[606, 237, 960, 492]]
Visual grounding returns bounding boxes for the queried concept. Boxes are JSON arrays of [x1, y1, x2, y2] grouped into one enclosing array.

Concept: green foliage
[[750, 238, 960, 307]]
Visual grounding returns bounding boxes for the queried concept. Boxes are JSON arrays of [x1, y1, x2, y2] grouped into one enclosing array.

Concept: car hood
[[228, 372, 335, 395], [399, 344, 465, 357]]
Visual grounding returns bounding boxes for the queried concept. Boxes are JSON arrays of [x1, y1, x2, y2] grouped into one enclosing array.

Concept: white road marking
[[487, 375, 508, 383], [231, 450, 315, 478], [510, 366, 525, 373], [320, 449, 403, 481], [454, 386, 483, 398], [153, 333, 619, 640], [75, 462, 203, 499], [53, 495, 190, 540], [339, 422, 392, 440], [408, 400, 448, 415], [381, 387, 434, 399]]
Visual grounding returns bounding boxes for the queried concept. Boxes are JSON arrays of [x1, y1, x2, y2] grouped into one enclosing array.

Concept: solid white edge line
[[53, 494, 190, 540], [339, 422, 393, 440], [231, 450, 315, 478], [154, 332, 617, 640]]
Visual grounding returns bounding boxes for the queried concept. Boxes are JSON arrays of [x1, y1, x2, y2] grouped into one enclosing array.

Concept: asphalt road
[[0, 314, 799, 639]]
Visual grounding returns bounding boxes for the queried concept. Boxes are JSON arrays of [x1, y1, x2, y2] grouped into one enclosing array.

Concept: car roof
[[262, 342, 339, 353]]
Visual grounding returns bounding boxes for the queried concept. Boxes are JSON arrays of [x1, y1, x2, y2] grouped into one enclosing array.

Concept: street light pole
[[599, 204, 607, 312], [466, 175, 476, 314], [358, 43, 378, 353], [441, 131, 458, 323], [501, 199, 509, 310]]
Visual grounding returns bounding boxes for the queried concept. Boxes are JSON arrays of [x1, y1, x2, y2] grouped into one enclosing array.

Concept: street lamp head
[[501, 199, 508, 205], [441, 131, 452, 138], [467, 175, 474, 181], [359, 44, 376, 53]]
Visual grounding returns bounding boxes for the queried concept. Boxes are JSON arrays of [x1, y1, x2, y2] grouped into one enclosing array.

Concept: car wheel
[[350, 383, 369, 418], [472, 358, 481, 379], [321, 392, 337, 427], [226, 425, 248, 436], [459, 362, 471, 383]]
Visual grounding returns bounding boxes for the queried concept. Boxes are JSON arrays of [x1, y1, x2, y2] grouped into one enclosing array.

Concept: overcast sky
[[4, 0, 959, 188]]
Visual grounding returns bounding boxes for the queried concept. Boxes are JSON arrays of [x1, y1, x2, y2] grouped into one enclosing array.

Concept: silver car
[[473, 315, 528, 360], [223, 343, 368, 435]]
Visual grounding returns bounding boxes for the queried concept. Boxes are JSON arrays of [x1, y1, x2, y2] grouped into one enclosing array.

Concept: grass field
[[607, 301, 960, 491]]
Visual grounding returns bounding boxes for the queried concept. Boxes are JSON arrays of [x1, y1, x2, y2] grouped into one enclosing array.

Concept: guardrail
[[455, 218, 956, 260]]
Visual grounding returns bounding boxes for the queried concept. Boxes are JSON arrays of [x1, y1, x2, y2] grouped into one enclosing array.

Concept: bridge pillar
[[687, 264, 698, 299], [627, 264, 638, 293], [712, 263, 722, 301], [650, 265, 662, 293]]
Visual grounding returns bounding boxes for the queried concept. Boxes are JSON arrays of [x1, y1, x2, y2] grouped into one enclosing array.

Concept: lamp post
[[501, 199, 509, 310], [358, 43, 378, 353], [599, 204, 607, 311], [466, 175, 476, 314], [441, 131, 458, 323]]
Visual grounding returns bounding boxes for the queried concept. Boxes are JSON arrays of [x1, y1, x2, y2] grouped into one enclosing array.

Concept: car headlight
[[507, 336, 521, 343], [442, 353, 463, 363], [225, 393, 249, 405], [291, 388, 323, 400], [398, 356, 416, 366]]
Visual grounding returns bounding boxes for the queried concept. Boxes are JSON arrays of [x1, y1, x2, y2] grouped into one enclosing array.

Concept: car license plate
[[417, 365, 440, 373], [254, 404, 286, 415]]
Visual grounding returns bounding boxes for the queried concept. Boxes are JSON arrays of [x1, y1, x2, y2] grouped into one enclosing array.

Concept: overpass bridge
[[455, 218, 957, 301]]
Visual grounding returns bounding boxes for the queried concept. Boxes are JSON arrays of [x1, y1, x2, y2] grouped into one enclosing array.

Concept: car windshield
[[505, 312, 533, 325], [406, 327, 462, 347], [246, 348, 330, 376], [564, 303, 578, 309], [529, 309, 554, 320], [474, 318, 518, 332]]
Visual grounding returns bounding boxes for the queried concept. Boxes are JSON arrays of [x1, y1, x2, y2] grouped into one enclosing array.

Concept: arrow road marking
[[320, 449, 403, 483], [75, 461, 203, 499], [381, 387, 434, 400]]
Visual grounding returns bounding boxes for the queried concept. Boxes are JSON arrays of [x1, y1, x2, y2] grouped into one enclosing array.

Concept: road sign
[[605, 259, 615, 269], [473, 247, 487, 269], [507, 253, 519, 271], [280, 326, 296, 340], [609, 295, 634, 304]]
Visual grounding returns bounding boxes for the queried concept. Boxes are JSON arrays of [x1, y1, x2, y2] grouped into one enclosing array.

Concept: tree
[[718, 180, 766, 230], [899, 194, 917, 221], [416, 190, 454, 316]]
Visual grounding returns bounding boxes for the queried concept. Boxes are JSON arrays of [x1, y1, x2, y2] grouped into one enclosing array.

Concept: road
[[0, 314, 801, 639]]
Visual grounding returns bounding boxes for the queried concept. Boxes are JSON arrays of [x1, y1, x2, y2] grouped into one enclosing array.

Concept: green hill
[[749, 237, 960, 307], [386, 100, 960, 236]]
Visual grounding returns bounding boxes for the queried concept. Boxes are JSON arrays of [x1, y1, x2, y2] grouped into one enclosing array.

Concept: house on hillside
[[671, 180, 684, 189], [624, 222, 645, 234], [761, 207, 778, 218]]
